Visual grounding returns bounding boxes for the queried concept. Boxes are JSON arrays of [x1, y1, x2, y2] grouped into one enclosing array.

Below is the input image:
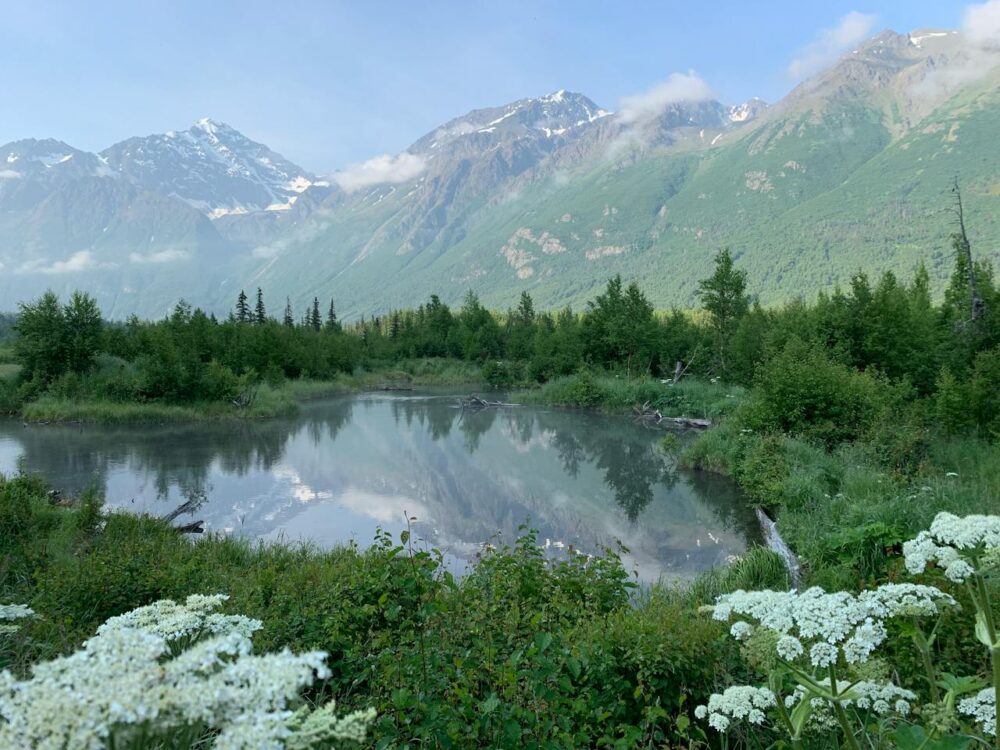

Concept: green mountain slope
[[245, 29, 1000, 318]]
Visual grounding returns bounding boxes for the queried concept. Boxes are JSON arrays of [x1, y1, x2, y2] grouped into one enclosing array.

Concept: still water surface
[[0, 391, 759, 582]]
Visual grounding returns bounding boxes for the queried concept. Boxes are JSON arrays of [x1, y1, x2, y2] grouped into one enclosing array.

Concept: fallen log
[[632, 401, 711, 429], [173, 520, 205, 534], [460, 394, 509, 410]]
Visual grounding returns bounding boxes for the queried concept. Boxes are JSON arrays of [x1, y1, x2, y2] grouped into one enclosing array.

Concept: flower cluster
[[0, 603, 34, 636], [694, 685, 776, 732], [0, 595, 374, 749], [711, 584, 952, 667], [780, 679, 915, 730], [904, 512, 1000, 582], [959, 688, 996, 738]]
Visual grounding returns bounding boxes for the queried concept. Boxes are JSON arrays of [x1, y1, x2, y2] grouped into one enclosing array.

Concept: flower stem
[[911, 620, 941, 703], [829, 665, 862, 750], [773, 697, 805, 750]]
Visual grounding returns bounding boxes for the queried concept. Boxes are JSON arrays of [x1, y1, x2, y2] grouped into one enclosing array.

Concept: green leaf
[[892, 725, 971, 750], [975, 611, 996, 648], [788, 696, 812, 738], [534, 632, 553, 653]]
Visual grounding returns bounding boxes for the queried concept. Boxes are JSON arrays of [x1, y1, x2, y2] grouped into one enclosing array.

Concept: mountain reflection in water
[[0, 392, 760, 583]]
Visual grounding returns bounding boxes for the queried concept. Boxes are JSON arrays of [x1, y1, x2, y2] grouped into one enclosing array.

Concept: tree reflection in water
[[0, 393, 758, 579]]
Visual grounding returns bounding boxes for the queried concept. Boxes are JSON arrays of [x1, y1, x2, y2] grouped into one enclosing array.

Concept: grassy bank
[[519, 372, 744, 419], [682, 418, 1000, 590], [0, 472, 789, 748], [12, 358, 484, 424]]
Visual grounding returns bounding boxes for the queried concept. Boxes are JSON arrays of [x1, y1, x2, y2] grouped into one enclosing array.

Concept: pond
[[0, 391, 760, 583]]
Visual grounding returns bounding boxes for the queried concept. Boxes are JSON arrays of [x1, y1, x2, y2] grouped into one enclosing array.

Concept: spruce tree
[[311, 297, 321, 332], [283, 297, 294, 328], [235, 290, 250, 323], [254, 288, 266, 325], [326, 299, 340, 331]]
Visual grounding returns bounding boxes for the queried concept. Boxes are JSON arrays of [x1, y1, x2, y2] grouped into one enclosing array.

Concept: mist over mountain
[[1, 24, 998, 319]]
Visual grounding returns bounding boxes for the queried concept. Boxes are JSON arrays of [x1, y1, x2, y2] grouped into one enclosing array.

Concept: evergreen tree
[[311, 297, 322, 332], [235, 290, 250, 323], [698, 249, 750, 375], [254, 288, 267, 325], [326, 299, 340, 331], [283, 298, 294, 328]]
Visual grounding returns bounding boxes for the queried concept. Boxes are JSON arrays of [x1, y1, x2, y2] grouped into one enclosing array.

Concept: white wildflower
[[714, 581, 957, 667], [730, 621, 753, 641], [848, 681, 916, 715], [0, 595, 373, 749], [0, 603, 34, 621], [959, 688, 996, 737], [776, 635, 803, 660], [858, 583, 956, 618], [696, 685, 776, 733], [809, 642, 838, 668], [905, 513, 1000, 583], [945, 559, 975, 583]]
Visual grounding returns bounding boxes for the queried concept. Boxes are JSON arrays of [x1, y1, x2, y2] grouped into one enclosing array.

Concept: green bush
[[739, 338, 899, 448]]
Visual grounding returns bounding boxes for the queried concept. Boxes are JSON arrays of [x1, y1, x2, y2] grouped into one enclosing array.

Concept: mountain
[[242, 26, 1000, 318], [0, 134, 241, 318], [101, 119, 324, 218], [2, 25, 999, 320]]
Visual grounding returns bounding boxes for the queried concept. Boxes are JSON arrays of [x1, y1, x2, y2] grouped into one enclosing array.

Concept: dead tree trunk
[[953, 179, 985, 323]]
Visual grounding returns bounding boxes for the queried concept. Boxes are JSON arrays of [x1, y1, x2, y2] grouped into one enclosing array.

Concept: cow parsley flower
[[776, 635, 803, 660], [696, 686, 776, 733], [730, 621, 753, 641], [0, 595, 373, 749], [959, 688, 996, 737], [904, 513, 1000, 581], [0, 603, 34, 636], [712, 582, 952, 667]]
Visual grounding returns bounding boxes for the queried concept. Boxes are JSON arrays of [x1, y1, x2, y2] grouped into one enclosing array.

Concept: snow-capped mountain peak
[[412, 90, 611, 152], [100, 121, 317, 217], [728, 97, 768, 123]]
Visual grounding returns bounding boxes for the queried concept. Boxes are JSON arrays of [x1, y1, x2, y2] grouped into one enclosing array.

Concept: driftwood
[[633, 401, 711, 429], [377, 384, 415, 391], [232, 385, 259, 410], [460, 394, 518, 410]]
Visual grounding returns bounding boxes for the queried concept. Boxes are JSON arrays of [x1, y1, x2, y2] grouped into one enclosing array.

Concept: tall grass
[[521, 372, 744, 418]]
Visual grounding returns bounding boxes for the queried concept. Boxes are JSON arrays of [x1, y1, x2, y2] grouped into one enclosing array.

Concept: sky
[[0, 1, 970, 173]]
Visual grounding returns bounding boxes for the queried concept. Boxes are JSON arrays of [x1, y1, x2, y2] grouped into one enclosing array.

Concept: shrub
[[739, 338, 898, 448]]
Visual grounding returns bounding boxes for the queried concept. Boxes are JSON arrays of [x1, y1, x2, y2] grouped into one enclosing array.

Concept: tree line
[[4, 233, 999, 434]]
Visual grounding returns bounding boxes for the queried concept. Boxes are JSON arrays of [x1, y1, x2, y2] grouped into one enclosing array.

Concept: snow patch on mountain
[[101, 119, 317, 217]]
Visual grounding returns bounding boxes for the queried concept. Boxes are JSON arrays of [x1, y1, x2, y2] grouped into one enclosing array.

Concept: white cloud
[[331, 152, 427, 192], [911, 2, 1000, 101], [787, 11, 878, 81], [0, 169, 20, 179], [965, 0, 1000, 48], [618, 71, 714, 124], [18, 250, 106, 275], [252, 209, 334, 260], [129, 248, 191, 264]]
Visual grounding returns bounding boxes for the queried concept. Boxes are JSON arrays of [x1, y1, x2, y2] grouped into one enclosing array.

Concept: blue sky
[[0, 1, 968, 172]]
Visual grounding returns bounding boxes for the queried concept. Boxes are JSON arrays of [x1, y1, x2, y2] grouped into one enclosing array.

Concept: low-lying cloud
[[18, 250, 107, 274], [618, 71, 714, 124], [129, 248, 191, 264], [0, 169, 20, 179], [965, 0, 1000, 48], [911, 1, 1000, 101], [787, 11, 878, 81], [252, 209, 334, 259], [331, 152, 427, 192]]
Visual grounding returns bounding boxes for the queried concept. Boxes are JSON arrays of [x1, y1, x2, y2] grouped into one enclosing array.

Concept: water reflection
[[0, 392, 759, 582]]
